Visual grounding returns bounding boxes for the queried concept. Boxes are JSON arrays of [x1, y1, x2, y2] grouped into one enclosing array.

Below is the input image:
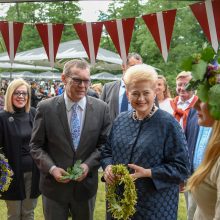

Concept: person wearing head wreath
[[186, 53, 220, 220], [101, 64, 190, 220]]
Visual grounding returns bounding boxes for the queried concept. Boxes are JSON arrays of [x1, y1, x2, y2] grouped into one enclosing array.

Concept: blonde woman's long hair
[[186, 120, 220, 190], [158, 75, 171, 99], [4, 78, 31, 113]]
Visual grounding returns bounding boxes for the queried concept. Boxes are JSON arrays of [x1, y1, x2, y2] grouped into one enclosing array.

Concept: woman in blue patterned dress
[[101, 64, 190, 220]]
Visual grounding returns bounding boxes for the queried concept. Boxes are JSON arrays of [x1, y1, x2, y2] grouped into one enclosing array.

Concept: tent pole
[[10, 68, 12, 81]]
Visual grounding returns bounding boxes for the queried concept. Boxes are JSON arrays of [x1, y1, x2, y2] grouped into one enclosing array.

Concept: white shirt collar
[[120, 79, 125, 88], [177, 95, 195, 105], [64, 92, 86, 112]]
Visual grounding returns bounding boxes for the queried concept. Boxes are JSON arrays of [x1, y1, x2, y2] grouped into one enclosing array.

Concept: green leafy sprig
[[106, 164, 137, 220], [61, 160, 83, 180], [182, 47, 220, 120]]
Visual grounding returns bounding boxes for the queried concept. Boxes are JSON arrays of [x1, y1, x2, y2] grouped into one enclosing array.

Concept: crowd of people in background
[[0, 79, 103, 110], [0, 52, 219, 220]]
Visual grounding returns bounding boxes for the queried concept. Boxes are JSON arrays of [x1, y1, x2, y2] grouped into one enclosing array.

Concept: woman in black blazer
[[0, 78, 40, 220]]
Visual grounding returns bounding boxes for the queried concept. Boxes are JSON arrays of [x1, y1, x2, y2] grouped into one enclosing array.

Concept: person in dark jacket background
[[30, 81, 42, 108], [0, 78, 40, 220]]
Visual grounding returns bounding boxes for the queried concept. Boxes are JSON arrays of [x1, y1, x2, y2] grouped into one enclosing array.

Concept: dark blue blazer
[[185, 108, 200, 173]]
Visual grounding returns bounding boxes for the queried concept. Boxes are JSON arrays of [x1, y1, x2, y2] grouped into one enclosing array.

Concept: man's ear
[[61, 73, 67, 84], [126, 89, 129, 100], [122, 64, 126, 73]]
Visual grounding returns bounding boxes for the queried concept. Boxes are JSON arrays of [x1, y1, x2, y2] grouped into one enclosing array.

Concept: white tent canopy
[[0, 71, 122, 81], [0, 62, 58, 71], [91, 72, 121, 81], [0, 40, 122, 71], [0, 71, 61, 80], [0, 71, 35, 79], [36, 71, 61, 80]]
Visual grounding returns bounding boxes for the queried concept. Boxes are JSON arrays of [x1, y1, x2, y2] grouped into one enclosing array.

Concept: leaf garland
[[191, 59, 207, 81], [182, 46, 220, 120], [61, 160, 83, 180], [208, 85, 220, 120], [0, 153, 13, 194], [106, 164, 137, 220]]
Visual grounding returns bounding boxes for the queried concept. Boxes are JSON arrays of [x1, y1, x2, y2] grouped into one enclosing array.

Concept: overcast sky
[[79, 1, 111, 22]]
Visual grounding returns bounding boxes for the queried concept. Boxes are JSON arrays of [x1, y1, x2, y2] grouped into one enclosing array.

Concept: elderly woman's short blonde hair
[[124, 64, 158, 89], [4, 78, 31, 113]]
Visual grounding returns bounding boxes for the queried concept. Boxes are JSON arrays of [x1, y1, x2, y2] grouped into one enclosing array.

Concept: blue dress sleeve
[[151, 119, 190, 190]]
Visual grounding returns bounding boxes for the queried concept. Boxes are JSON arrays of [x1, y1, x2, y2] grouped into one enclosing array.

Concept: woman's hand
[[104, 165, 115, 185], [128, 164, 152, 180]]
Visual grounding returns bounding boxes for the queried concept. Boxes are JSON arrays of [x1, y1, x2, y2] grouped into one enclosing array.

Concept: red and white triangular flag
[[0, 21, 23, 64], [73, 22, 103, 65], [142, 9, 176, 62], [104, 18, 135, 65], [190, 0, 220, 53], [36, 23, 64, 68]]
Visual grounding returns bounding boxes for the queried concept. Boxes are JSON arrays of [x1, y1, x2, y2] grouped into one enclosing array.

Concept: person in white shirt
[[156, 75, 173, 114], [170, 71, 198, 130]]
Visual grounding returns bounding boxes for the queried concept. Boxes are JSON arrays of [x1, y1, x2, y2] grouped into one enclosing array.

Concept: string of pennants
[[0, 0, 219, 68]]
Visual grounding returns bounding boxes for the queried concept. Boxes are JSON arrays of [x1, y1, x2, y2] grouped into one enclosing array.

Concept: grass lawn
[[0, 174, 187, 219]]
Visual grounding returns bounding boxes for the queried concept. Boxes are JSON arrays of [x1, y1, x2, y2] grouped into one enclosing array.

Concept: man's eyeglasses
[[13, 91, 28, 97], [68, 76, 91, 86]]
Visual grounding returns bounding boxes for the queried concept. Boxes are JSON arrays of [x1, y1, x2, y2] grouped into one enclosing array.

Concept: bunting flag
[[36, 23, 64, 68], [104, 18, 135, 65], [142, 9, 177, 62], [0, 21, 23, 64], [73, 22, 103, 65], [190, 0, 220, 53]]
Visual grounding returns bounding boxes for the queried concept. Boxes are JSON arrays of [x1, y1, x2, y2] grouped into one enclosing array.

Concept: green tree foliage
[[98, 0, 210, 95], [5, 3, 46, 51], [42, 1, 82, 42], [3, 1, 82, 51], [98, 0, 145, 54], [1, 0, 215, 93]]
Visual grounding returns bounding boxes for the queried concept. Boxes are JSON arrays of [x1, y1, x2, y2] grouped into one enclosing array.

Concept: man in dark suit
[[30, 81, 42, 108], [100, 53, 143, 122], [30, 59, 111, 220]]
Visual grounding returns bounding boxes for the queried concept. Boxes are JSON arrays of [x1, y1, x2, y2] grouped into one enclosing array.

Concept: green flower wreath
[[0, 153, 13, 194], [182, 47, 220, 120], [106, 164, 137, 220]]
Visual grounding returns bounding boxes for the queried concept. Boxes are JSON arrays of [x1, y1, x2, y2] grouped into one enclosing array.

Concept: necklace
[[132, 104, 156, 121]]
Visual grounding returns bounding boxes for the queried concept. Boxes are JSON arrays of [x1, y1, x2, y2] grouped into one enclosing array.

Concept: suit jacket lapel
[[56, 95, 74, 150], [113, 81, 120, 117], [76, 96, 93, 153]]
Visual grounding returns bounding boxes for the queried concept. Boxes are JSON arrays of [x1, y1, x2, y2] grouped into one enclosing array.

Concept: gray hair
[[63, 59, 90, 76], [126, 53, 143, 65]]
